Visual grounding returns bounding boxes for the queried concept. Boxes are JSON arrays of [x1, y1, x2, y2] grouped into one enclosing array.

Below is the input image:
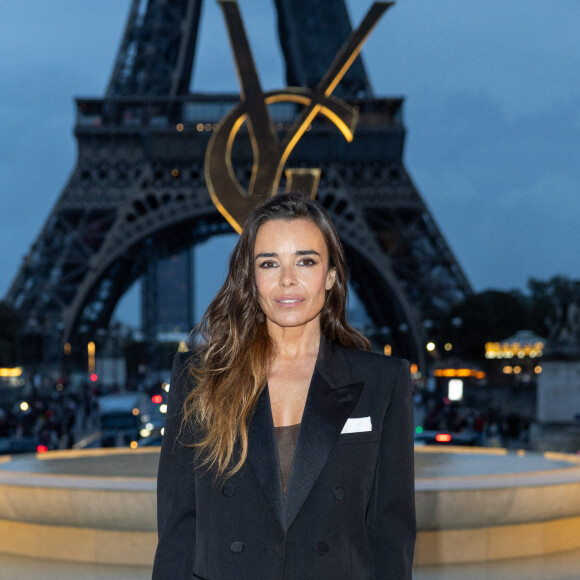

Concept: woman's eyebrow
[[296, 250, 321, 257], [255, 252, 278, 259], [255, 250, 321, 259]]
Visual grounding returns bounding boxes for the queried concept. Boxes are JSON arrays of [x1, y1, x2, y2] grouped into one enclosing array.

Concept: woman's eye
[[299, 258, 316, 266], [259, 260, 277, 269]]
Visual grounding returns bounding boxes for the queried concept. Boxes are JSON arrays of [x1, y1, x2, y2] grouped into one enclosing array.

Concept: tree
[[528, 276, 580, 357], [440, 290, 531, 361], [437, 276, 580, 362]]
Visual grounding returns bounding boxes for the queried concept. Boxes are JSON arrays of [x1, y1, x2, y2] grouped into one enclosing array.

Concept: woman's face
[[254, 219, 336, 334]]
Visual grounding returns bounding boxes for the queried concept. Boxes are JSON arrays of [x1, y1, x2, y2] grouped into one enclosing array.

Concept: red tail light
[[435, 433, 452, 443], [36, 445, 49, 453]]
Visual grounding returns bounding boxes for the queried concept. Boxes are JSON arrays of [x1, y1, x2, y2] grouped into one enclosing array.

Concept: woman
[[153, 193, 416, 579]]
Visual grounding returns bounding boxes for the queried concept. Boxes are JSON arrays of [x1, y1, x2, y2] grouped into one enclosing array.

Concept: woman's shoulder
[[338, 347, 412, 411], [168, 350, 196, 403], [341, 343, 408, 372], [171, 349, 194, 371]]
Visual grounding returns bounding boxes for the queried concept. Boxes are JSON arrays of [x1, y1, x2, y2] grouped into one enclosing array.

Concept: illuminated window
[[448, 379, 463, 401]]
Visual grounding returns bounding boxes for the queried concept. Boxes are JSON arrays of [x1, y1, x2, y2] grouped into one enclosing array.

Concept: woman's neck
[[268, 322, 321, 362], [267, 327, 320, 427]]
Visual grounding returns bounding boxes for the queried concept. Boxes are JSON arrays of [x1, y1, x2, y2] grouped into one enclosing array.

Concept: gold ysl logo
[[205, 1, 392, 233]]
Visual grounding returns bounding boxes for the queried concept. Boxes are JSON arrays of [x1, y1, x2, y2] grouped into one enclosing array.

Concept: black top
[[153, 337, 416, 579], [274, 423, 300, 496]]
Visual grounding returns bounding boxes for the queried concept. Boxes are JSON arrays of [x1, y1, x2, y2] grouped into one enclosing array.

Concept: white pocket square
[[341, 416, 372, 434]]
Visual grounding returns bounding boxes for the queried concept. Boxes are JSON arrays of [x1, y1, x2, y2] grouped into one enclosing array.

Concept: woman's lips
[[275, 295, 304, 306]]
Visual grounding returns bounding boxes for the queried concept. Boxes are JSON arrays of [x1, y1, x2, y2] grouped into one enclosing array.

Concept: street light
[[87, 341, 96, 374]]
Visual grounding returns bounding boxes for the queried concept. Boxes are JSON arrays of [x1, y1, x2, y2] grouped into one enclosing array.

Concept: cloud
[[401, 85, 580, 291], [1, 0, 579, 304], [191, 0, 285, 92]]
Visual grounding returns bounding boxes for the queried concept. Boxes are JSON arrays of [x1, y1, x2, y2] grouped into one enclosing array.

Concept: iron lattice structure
[[5, 0, 471, 369]]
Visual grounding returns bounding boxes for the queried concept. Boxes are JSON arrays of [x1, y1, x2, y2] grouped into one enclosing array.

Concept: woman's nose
[[280, 265, 297, 287]]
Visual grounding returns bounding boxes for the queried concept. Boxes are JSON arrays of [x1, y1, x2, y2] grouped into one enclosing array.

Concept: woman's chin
[[266, 314, 320, 331]]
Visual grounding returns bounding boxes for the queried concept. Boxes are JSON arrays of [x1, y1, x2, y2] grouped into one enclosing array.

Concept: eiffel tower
[[5, 0, 471, 370]]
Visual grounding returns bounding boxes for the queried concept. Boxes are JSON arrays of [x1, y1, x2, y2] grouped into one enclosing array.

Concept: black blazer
[[153, 336, 416, 579]]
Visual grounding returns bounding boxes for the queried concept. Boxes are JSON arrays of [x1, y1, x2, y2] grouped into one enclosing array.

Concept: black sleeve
[[152, 351, 196, 579], [367, 359, 416, 579]]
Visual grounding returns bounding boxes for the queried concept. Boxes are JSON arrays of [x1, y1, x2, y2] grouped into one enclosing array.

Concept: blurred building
[[485, 329, 545, 386], [141, 249, 193, 340]]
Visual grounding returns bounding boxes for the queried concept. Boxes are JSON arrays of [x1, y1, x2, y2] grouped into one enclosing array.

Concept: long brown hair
[[183, 192, 370, 478]]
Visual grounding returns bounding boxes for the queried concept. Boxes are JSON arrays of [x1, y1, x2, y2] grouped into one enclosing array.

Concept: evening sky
[[1, 0, 578, 322]]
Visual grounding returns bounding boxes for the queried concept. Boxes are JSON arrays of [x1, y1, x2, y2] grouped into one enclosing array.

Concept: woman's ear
[[325, 267, 336, 290]]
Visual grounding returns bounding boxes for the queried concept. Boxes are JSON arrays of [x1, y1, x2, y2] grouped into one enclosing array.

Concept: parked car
[[414, 429, 477, 446], [0, 436, 44, 455], [98, 393, 149, 447]]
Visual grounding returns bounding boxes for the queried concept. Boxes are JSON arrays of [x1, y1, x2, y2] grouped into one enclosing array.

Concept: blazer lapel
[[246, 387, 285, 530], [284, 338, 364, 530]]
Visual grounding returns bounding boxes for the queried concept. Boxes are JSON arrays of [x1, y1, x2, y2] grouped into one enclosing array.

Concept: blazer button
[[222, 483, 235, 497], [316, 542, 329, 555], [231, 541, 244, 553], [333, 487, 345, 500]]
